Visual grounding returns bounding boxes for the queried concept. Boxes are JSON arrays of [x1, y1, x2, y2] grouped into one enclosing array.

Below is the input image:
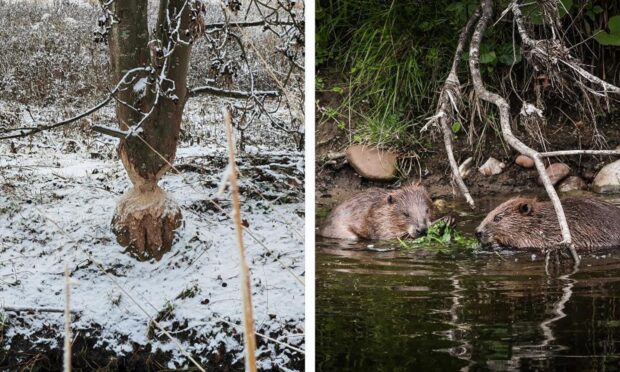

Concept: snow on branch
[[188, 85, 280, 99], [0, 67, 149, 141]]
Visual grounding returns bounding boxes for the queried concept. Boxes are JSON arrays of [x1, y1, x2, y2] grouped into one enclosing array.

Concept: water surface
[[316, 195, 620, 371]]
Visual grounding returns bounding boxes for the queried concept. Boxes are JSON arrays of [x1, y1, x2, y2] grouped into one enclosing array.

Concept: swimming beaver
[[475, 197, 620, 250], [320, 184, 437, 240]]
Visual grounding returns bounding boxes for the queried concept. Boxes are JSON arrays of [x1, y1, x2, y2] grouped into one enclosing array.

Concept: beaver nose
[[417, 227, 427, 235], [475, 230, 483, 240]]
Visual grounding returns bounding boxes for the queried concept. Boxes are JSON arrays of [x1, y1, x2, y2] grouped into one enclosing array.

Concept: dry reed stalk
[[63, 263, 71, 372], [223, 107, 258, 372]]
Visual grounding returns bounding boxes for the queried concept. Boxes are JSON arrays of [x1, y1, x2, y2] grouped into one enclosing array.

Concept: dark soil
[[1, 319, 303, 371]]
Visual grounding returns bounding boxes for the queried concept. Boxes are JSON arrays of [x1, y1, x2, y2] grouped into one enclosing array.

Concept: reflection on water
[[316, 194, 620, 371]]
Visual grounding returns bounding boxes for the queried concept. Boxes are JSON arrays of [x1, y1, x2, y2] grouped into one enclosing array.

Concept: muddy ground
[[316, 86, 620, 212]]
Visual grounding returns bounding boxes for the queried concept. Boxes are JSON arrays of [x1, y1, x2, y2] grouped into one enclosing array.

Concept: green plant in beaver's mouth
[[397, 219, 480, 252]]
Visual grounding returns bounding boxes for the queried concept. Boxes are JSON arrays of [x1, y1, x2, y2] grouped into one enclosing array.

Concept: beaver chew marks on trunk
[[107, 0, 192, 260], [112, 183, 182, 261], [476, 197, 620, 250], [320, 184, 437, 240]]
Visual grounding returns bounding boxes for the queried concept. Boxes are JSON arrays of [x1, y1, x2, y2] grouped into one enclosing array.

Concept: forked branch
[[428, 7, 481, 209], [470, 0, 581, 265]]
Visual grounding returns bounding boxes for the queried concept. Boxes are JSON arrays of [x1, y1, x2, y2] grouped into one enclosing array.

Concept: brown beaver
[[475, 197, 620, 250], [319, 184, 438, 240]]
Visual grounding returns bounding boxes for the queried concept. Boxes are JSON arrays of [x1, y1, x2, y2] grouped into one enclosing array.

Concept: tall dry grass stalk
[[63, 263, 71, 372], [223, 107, 257, 372]]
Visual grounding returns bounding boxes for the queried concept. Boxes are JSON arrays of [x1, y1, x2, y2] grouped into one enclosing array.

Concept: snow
[[133, 77, 148, 94], [520, 102, 544, 117], [0, 102, 305, 369]]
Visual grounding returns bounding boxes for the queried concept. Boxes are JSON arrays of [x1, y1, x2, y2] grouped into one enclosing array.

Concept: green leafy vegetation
[[397, 219, 480, 252], [595, 15, 620, 46], [317, 0, 619, 150]]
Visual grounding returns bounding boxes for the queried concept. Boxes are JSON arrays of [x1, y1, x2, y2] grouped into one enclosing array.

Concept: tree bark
[[108, 0, 192, 260]]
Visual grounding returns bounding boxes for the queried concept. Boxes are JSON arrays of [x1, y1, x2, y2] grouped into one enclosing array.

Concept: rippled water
[[316, 194, 620, 371]]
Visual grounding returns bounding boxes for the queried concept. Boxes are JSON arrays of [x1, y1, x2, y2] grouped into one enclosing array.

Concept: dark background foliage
[[316, 0, 620, 150]]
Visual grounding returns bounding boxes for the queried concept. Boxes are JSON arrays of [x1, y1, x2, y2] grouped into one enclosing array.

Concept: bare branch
[[3, 306, 78, 314], [0, 66, 149, 141], [63, 263, 72, 372], [431, 7, 480, 209], [206, 20, 294, 30], [92, 125, 128, 139], [471, 0, 580, 265], [0, 97, 112, 140], [541, 149, 620, 157], [189, 85, 279, 99]]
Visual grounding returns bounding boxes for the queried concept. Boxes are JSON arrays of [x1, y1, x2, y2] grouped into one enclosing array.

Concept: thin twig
[[0, 97, 112, 140], [205, 20, 294, 30]]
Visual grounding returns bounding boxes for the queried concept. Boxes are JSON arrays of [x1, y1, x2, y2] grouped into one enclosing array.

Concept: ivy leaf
[[451, 121, 461, 133], [524, 0, 573, 25], [480, 51, 496, 64], [595, 15, 620, 46]]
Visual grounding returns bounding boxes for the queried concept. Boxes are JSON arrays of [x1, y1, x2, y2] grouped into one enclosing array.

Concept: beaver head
[[475, 197, 554, 249], [369, 184, 435, 239]]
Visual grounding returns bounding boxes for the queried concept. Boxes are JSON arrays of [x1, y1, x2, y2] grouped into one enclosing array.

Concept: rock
[[458, 157, 474, 178], [558, 176, 587, 193], [537, 163, 570, 186], [515, 155, 534, 168], [592, 159, 620, 194], [478, 157, 505, 176], [345, 145, 398, 181]]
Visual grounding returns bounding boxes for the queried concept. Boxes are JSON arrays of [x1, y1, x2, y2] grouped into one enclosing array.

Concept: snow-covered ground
[[0, 100, 305, 369]]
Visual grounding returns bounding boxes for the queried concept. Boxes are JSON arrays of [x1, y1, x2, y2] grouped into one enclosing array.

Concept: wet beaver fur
[[476, 197, 620, 250], [319, 184, 437, 240]]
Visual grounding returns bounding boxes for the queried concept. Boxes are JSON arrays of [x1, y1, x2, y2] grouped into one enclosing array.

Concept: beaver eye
[[403, 212, 410, 218], [493, 215, 502, 223]]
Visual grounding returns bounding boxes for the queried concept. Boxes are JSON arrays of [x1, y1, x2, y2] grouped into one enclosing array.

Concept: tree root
[[470, 0, 584, 265], [426, 7, 480, 209]]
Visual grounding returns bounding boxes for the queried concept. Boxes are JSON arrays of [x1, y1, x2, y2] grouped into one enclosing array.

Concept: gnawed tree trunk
[[108, 0, 192, 260]]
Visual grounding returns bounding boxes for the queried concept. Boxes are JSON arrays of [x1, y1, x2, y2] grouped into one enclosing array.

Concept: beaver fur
[[319, 184, 437, 240], [476, 197, 620, 250]]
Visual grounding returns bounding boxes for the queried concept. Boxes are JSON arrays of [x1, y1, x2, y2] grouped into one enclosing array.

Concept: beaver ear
[[519, 202, 532, 215], [387, 195, 394, 204]]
